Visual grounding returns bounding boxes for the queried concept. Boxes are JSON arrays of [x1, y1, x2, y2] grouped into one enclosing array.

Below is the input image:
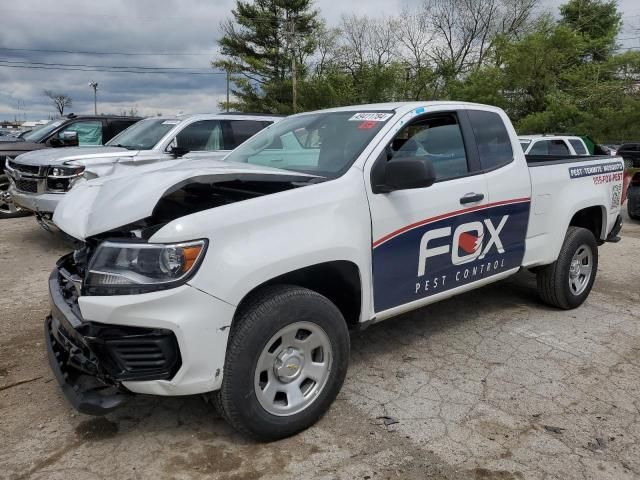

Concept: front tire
[[215, 285, 350, 441], [536, 226, 598, 309]]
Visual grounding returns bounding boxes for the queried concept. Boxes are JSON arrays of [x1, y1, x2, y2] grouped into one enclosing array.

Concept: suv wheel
[[0, 173, 31, 219], [214, 285, 350, 441]]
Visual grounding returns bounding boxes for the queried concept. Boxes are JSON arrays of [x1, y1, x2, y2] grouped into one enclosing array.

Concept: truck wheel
[[536, 226, 598, 309], [0, 173, 31, 219], [214, 285, 350, 441]]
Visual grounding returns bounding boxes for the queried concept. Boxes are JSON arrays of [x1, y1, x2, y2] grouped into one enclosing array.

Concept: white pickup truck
[[46, 102, 624, 441]]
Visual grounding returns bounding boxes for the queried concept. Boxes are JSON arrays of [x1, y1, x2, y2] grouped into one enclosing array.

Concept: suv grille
[[15, 179, 38, 193], [8, 160, 40, 175]]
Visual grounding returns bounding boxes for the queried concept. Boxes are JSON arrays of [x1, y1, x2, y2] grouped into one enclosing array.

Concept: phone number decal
[[592, 171, 623, 185], [569, 161, 623, 179]]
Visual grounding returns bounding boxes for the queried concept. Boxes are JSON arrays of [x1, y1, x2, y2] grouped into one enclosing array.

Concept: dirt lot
[[1, 211, 639, 480]]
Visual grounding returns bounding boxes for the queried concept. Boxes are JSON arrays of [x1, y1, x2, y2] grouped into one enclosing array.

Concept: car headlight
[[49, 165, 85, 177], [84, 240, 207, 295]]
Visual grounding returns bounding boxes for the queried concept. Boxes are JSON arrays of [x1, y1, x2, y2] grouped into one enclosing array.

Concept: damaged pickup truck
[[46, 102, 624, 441]]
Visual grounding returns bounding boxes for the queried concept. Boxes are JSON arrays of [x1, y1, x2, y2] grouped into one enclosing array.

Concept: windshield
[[106, 118, 178, 150], [22, 120, 64, 142], [224, 111, 394, 177]]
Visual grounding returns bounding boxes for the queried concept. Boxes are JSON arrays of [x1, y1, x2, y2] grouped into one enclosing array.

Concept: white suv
[[519, 135, 590, 156]]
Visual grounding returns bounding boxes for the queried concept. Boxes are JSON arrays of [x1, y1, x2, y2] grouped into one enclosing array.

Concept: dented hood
[[53, 158, 315, 240]]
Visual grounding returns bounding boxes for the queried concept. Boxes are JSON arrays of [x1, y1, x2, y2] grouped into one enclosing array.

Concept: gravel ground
[[1, 210, 639, 480]]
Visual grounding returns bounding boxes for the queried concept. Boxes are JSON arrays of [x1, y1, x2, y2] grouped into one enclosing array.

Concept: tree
[[43, 90, 72, 116], [213, 0, 321, 114], [559, 0, 621, 62]]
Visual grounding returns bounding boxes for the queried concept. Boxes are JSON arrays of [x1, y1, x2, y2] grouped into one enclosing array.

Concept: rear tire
[[0, 173, 31, 219], [214, 285, 350, 441], [536, 227, 598, 309]]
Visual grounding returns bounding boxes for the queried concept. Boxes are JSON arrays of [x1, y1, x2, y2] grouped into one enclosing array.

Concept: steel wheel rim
[[254, 321, 333, 417], [568, 243, 593, 296], [0, 176, 21, 214]]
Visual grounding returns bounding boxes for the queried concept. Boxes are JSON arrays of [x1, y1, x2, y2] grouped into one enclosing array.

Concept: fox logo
[[418, 216, 508, 276]]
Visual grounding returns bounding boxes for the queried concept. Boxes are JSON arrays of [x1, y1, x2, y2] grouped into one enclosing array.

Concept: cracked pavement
[[1, 211, 639, 480]]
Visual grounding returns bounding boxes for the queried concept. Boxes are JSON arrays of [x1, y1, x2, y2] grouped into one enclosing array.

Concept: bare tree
[[43, 90, 72, 116]]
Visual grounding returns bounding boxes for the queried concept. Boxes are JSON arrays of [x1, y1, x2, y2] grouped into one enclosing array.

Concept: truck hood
[[53, 159, 317, 240], [0, 141, 48, 155], [12, 146, 134, 166]]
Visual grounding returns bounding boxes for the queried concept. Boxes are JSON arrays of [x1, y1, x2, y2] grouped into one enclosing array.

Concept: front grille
[[8, 160, 40, 175], [15, 179, 38, 193]]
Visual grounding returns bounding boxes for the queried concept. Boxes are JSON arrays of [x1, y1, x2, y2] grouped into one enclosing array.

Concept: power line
[[0, 47, 214, 57], [0, 59, 212, 71], [0, 62, 224, 75]]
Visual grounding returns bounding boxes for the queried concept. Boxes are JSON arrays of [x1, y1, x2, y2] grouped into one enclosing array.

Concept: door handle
[[459, 192, 485, 204]]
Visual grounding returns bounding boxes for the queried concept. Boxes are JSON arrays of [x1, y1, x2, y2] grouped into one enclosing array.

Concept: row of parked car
[[1, 112, 638, 226]]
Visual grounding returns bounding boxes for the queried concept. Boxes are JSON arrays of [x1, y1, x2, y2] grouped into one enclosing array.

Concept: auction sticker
[[348, 112, 393, 122]]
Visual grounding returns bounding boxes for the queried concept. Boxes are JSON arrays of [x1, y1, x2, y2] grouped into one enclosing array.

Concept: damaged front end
[[46, 253, 182, 415]]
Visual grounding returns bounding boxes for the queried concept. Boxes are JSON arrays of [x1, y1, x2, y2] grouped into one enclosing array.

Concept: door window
[[223, 120, 272, 150], [568, 139, 587, 155], [467, 110, 513, 170], [388, 114, 469, 181], [57, 121, 103, 145], [175, 120, 223, 151]]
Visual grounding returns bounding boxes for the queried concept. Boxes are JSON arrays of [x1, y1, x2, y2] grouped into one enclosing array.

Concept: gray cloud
[[1, 0, 638, 121]]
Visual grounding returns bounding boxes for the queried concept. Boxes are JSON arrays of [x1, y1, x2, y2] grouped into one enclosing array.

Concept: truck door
[[365, 110, 491, 315], [464, 108, 531, 276]]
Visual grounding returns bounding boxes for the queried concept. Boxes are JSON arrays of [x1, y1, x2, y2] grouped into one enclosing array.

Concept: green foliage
[[216, 0, 639, 141]]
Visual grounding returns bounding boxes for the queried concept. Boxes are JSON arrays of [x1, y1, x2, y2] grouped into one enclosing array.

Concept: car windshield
[[106, 118, 178, 150], [224, 111, 394, 178], [22, 120, 64, 142]]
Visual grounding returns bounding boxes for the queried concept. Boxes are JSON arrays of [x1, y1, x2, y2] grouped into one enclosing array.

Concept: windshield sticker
[[348, 112, 393, 122], [569, 162, 623, 179], [357, 121, 378, 129], [161, 120, 180, 125]]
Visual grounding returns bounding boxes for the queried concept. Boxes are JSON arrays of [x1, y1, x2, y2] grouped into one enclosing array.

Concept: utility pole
[[288, 18, 297, 113], [89, 81, 98, 115], [226, 69, 230, 112]]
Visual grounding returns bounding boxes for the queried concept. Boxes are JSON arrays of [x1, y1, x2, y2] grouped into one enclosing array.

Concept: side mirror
[[170, 146, 189, 158], [53, 131, 78, 147], [372, 156, 436, 193]]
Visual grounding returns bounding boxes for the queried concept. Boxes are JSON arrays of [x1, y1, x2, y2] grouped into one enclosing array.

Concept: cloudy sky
[[1, 0, 638, 121]]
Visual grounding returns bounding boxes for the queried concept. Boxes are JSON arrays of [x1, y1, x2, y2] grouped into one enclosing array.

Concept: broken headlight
[[84, 240, 207, 295]]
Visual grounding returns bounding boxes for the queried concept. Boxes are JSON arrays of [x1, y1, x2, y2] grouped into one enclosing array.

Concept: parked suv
[[518, 135, 590, 156], [0, 114, 142, 218], [6, 113, 278, 228], [616, 143, 640, 169]]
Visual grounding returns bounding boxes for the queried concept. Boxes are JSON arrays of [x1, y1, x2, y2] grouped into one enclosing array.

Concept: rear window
[[568, 139, 587, 155], [467, 110, 513, 170], [529, 140, 571, 155]]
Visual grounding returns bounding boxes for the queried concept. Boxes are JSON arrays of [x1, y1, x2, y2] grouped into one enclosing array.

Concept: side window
[[108, 120, 138, 141], [528, 140, 549, 155], [467, 110, 513, 170], [175, 120, 223, 151], [568, 139, 587, 155], [388, 114, 468, 181], [223, 120, 271, 150], [549, 140, 570, 155], [57, 121, 103, 145]]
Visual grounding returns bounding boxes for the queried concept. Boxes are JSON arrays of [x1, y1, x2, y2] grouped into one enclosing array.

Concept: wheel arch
[[568, 204, 607, 242], [233, 260, 363, 329]]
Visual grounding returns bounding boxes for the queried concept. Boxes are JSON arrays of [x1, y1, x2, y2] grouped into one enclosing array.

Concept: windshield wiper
[[112, 143, 134, 150]]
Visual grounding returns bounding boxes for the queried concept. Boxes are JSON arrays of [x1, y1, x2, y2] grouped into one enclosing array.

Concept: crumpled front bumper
[[45, 260, 183, 415]]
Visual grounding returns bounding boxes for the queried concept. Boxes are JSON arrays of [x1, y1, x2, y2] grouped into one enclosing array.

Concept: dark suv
[[617, 143, 640, 169], [0, 114, 142, 218]]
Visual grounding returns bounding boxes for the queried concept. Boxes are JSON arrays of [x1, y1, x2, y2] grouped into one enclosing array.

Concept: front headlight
[[49, 165, 85, 177], [85, 240, 207, 295]]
